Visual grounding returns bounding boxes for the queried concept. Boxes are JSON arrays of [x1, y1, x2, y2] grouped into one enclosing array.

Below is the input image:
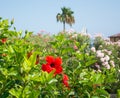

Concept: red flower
[[1, 38, 7, 44], [42, 56, 63, 75], [62, 74, 69, 87]]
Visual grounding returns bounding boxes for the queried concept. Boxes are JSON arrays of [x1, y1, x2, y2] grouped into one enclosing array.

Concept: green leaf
[[92, 73, 104, 84], [22, 57, 31, 73], [80, 43, 87, 51], [30, 74, 41, 82], [8, 45, 14, 53], [86, 60, 97, 67], [68, 91, 75, 96], [84, 90, 90, 98], [24, 31, 33, 39], [30, 71, 54, 84], [22, 51, 39, 73], [8, 71, 17, 76], [91, 96, 99, 98], [11, 18, 14, 25], [48, 79, 58, 84], [96, 89, 109, 98], [9, 85, 22, 98], [28, 90, 40, 98]]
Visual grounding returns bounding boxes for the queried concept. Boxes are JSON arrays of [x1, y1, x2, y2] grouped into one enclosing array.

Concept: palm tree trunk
[[63, 21, 65, 32]]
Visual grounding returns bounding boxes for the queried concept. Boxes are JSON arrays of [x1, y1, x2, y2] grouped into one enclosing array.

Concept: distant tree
[[56, 7, 75, 31]]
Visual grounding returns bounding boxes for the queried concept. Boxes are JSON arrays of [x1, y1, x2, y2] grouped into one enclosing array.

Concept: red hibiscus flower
[[41, 56, 63, 75], [1, 38, 7, 44], [62, 74, 69, 87]]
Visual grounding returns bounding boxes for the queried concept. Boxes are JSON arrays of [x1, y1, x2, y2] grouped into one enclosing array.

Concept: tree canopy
[[56, 7, 75, 31]]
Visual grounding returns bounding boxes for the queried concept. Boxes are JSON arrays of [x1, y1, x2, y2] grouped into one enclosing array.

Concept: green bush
[[0, 18, 118, 98]]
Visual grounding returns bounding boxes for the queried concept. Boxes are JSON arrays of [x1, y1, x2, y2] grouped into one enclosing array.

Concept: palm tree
[[56, 7, 75, 31]]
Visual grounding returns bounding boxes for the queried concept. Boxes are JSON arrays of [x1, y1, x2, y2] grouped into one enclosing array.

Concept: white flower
[[110, 60, 114, 64], [96, 50, 104, 58], [118, 70, 120, 72], [91, 47, 96, 52], [105, 42, 109, 45], [110, 60, 115, 67], [67, 28, 75, 34], [102, 62, 108, 66], [104, 55, 110, 61], [106, 64, 110, 69], [99, 45, 103, 48], [108, 51, 112, 55], [103, 49, 107, 52], [86, 53, 89, 56], [97, 50, 101, 53], [100, 58, 105, 62], [103, 49, 112, 55], [95, 64, 100, 69], [72, 34, 77, 38], [98, 69, 102, 72], [76, 50, 80, 53]]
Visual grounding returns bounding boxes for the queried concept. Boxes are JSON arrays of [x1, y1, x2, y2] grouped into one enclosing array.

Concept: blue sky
[[1, 0, 120, 37]]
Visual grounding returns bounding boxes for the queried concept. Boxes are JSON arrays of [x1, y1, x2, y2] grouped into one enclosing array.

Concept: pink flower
[[91, 47, 96, 52], [95, 63, 100, 69], [73, 45, 78, 50], [102, 62, 108, 66]]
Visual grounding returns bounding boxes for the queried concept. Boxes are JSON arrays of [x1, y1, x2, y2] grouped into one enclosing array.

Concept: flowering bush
[[0, 18, 119, 98], [41, 56, 63, 75], [93, 36, 120, 94]]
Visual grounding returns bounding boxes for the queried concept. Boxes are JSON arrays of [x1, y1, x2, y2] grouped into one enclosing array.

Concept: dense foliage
[[0, 18, 120, 98]]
